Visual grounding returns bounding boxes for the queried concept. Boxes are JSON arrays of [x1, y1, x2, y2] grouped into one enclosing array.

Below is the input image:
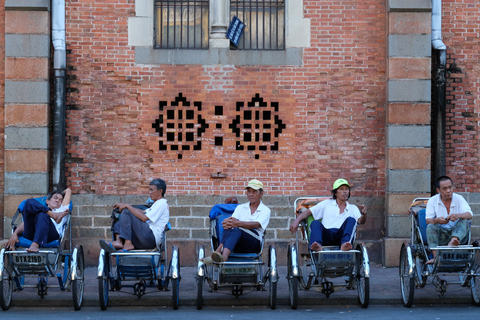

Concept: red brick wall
[[0, 2, 5, 233], [442, 1, 480, 192], [65, 0, 387, 197]]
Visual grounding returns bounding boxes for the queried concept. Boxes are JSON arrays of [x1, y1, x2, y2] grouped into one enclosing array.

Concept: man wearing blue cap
[[290, 179, 367, 251]]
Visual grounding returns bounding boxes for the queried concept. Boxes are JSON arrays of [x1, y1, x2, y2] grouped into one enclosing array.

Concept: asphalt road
[[2, 305, 480, 320]]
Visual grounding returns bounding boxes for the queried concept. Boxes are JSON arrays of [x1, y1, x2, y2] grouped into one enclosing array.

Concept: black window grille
[[154, 0, 209, 49], [230, 0, 285, 50]]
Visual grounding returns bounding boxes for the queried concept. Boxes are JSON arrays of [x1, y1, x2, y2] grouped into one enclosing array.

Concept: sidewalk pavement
[[4, 265, 476, 309]]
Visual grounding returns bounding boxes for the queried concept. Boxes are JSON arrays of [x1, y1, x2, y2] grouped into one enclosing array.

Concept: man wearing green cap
[[203, 179, 271, 264], [290, 178, 367, 251]]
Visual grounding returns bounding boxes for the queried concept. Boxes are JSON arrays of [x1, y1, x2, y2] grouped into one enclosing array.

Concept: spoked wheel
[[0, 251, 13, 311], [170, 246, 180, 310], [399, 243, 415, 308], [196, 276, 203, 310], [269, 278, 277, 310], [287, 244, 299, 309], [268, 245, 277, 310], [471, 264, 480, 306], [414, 255, 428, 288], [356, 243, 370, 308], [72, 246, 85, 310], [196, 245, 204, 310], [98, 250, 110, 310]]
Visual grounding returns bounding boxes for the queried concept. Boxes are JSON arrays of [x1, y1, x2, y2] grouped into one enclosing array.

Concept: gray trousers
[[113, 209, 156, 249], [426, 219, 469, 247]]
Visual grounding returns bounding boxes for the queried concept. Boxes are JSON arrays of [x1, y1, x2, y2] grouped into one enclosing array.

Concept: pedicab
[[195, 203, 278, 310], [287, 197, 370, 309], [0, 197, 84, 310], [97, 205, 180, 310], [399, 197, 480, 307]]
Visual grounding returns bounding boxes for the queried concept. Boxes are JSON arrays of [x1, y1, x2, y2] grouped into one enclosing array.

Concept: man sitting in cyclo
[[425, 175, 473, 264], [100, 179, 169, 252], [202, 179, 271, 264], [5, 188, 71, 253], [289, 179, 367, 251]]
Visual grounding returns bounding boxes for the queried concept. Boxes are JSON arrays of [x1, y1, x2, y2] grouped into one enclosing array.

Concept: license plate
[[440, 251, 471, 261], [320, 252, 354, 262], [15, 254, 46, 264], [223, 267, 255, 274]]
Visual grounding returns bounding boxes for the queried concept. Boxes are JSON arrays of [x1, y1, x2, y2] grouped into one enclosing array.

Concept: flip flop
[[99, 239, 117, 254]]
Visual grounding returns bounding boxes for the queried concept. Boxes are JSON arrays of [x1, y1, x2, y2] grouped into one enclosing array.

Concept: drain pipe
[[431, 0, 447, 191], [52, 0, 67, 190]]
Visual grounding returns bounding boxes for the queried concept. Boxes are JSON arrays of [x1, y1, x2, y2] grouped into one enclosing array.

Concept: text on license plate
[[441, 252, 470, 260], [15, 255, 45, 264]]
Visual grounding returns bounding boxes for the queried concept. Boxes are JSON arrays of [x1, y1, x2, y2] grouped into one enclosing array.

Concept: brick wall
[[0, 2, 4, 234], [442, 1, 480, 192]]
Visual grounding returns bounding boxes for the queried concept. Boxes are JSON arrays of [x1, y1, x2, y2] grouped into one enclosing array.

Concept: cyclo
[[286, 197, 370, 309], [399, 197, 480, 307], [97, 205, 180, 310], [195, 203, 278, 309], [0, 197, 84, 310]]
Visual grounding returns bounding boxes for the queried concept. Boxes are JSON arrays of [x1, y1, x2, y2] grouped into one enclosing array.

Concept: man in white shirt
[[6, 188, 71, 253], [203, 179, 271, 264], [290, 179, 367, 251], [426, 176, 472, 263], [100, 179, 169, 252]]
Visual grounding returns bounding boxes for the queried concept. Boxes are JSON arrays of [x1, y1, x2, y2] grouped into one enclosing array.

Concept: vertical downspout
[[431, 0, 447, 191], [52, 0, 67, 190]]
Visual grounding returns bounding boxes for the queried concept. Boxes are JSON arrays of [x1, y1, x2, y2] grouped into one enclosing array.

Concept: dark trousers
[[22, 199, 59, 246], [221, 228, 261, 253], [309, 217, 357, 247], [113, 209, 156, 249]]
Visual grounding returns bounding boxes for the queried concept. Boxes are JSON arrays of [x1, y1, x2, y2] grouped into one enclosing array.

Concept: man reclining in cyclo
[[5, 188, 71, 253], [289, 178, 367, 251], [425, 175, 473, 264], [99, 178, 169, 252]]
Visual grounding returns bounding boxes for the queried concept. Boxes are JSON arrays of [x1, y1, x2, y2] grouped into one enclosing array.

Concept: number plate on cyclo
[[319, 252, 354, 263], [15, 254, 45, 264], [440, 251, 471, 261]]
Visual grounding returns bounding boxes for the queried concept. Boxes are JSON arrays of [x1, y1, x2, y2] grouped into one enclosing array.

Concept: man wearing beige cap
[[203, 179, 271, 264], [290, 178, 367, 251]]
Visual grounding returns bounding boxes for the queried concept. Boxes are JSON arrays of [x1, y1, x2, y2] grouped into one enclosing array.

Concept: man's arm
[[6, 222, 24, 250], [357, 205, 367, 225], [289, 208, 313, 234], [114, 203, 148, 222], [447, 211, 473, 222], [222, 217, 261, 230], [61, 188, 72, 207]]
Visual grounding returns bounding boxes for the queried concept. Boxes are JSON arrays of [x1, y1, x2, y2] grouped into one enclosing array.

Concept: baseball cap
[[333, 178, 350, 190], [245, 179, 264, 190]]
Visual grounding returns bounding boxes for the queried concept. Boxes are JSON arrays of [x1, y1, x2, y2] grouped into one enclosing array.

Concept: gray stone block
[[135, 47, 303, 66], [387, 215, 412, 238], [388, 170, 431, 193], [4, 172, 48, 194], [92, 195, 121, 206], [5, 127, 49, 149], [120, 195, 149, 204], [5, 80, 50, 103], [169, 206, 191, 217], [261, 196, 290, 207], [72, 194, 95, 206], [268, 218, 289, 229], [176, 217, 207, 229], [387, 125, 431, 148], [388, 0, 431, 12], [177, 195, 207, 206], [470, 204, 480, 216], [468, 193, 480, 204], [5, 34, 50, 58], [388, 34, 431, 57], [388, 80, 431, 102], [5, 0, 50, 11]]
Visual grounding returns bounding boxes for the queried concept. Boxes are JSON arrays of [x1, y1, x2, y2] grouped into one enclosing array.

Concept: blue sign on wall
[[226, 16, 245, 47]]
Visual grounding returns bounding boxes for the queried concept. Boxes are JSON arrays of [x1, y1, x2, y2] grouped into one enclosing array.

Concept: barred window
[[154, 0, 209, 49], [231, 0, 285, 50]]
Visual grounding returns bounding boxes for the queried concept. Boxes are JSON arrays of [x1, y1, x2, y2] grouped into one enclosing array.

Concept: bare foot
[[448, 237, 460, 246], [111, 240, 123, 249], [310, 242, 322, 251], [426, 258, 434, 264], [26, 242, 40, 253], [340, 242, 352, 251]]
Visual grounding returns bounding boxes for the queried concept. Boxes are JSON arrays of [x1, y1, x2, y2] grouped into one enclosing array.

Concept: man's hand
[[436, 217, 449, 224], [6, 233, 19, 250], [113, 203, 129, 211], [447, 213, 459, 222], [51, 209, 69, 224], [222, 217, 240, 230], [289, 220, 300, 234], [358, 205, 367, 216]]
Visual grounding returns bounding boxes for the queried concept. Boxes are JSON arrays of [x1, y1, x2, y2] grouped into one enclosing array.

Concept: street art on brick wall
[[152, 93, 286, 159]]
